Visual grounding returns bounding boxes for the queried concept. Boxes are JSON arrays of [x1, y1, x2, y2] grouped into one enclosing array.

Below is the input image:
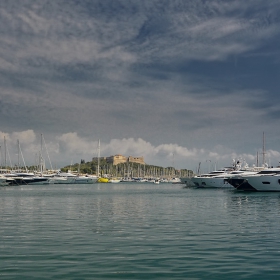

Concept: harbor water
[[1, 183, 280, 279]]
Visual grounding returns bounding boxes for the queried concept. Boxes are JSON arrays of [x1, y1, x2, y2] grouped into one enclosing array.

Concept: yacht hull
[[191, 177, 233, 188], [227, 175, 280, 191], [10, 177, 50, 185], [49, 177, 97, 184]]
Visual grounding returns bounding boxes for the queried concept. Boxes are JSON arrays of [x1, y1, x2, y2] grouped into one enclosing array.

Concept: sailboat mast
[[4, 136, 7, 172], [262, 132, 266, 165], [17, 139, 20, 171], [97, 139, 100, 177], [40, 133, 43, 174], [172, 153, 174, 178]]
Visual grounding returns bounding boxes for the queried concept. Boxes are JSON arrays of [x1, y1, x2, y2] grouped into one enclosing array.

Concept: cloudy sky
[[0, 0, 280, 172]]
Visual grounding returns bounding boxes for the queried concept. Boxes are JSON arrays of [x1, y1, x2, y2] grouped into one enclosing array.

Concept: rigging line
[[0, 145, 2, 171], [6, 143, 13, 171], [42, 134, 53, 171], [18, 141, 28, 172]]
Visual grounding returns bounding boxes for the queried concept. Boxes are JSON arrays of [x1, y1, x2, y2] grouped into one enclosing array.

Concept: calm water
[[1, 183, 280, 279]]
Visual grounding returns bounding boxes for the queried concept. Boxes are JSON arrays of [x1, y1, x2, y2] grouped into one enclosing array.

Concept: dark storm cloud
[[0, 0, 280, 168]]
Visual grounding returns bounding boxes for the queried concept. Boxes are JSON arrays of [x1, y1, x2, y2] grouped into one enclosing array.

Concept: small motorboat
[[153, 179, 160, 184], [97, 177, 109, 183], [109, 178, 121, 183]]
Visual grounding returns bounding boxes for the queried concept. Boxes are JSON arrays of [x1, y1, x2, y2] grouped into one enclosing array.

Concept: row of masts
[[0, 134, 52, 173], [0, 132, 269, 175]]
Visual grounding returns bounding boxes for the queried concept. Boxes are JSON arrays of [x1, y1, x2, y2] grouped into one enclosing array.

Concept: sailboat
[[96, 139, 109, 183], [3, 137, 50, 186]]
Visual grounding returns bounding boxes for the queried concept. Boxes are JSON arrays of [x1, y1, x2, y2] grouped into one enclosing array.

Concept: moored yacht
[[190, 168, 234, 188], [208, 170, 259, 189], [185, 160, 261, 189], [226, 168, 280, 191], [48, 172, 97, 184], [153, 178, 160, 184], [168, 177, 182, 183], [7, 172, 50, 185], [0, 174, 12, 186], [48, 172, 76, 184], [74, 175, 97, 184], [109, 178, 121, 183]]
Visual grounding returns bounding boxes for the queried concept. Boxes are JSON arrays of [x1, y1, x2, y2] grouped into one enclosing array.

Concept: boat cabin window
[[262, 181, 270, 184]]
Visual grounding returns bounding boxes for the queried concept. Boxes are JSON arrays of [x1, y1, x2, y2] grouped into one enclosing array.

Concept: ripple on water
[[1, 185, 280, 279]]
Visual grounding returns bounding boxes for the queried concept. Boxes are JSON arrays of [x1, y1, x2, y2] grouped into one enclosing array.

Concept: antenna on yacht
[[197, 162, 201, 175]]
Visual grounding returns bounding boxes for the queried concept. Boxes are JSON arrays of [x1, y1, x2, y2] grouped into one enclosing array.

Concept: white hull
[[191, 176, 233, 188], [232, 174, 280, 192], [49, 176, 97, 184], [74, 177, 97, 184], [168, 178, 181, 183], [109, 179, 121, 183], [245, 174, 280, 191], [189, 169, 259, 189], [49, 177, 75, 184]]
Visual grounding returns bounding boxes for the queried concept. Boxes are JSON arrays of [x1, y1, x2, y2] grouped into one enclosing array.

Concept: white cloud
[[10, 130, 36, 144], [0, 130, 279, 172], [56, 132, 96, 155]]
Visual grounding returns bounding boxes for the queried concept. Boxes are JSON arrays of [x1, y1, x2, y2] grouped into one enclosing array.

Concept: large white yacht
[[209, 169, 260, 188], [190, 168, 235, 188], [226, 168, 280, 191], [182, 160, 261, 189]]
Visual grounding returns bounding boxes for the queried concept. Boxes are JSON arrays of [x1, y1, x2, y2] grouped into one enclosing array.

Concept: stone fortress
[[93, 154, 145, 165]]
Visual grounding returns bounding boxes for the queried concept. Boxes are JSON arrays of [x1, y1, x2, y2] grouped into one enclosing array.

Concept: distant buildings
[[92, 154, 145, 165]]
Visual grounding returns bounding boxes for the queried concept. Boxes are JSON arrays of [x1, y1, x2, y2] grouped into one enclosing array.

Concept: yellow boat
[[97, 177, 109, 183]]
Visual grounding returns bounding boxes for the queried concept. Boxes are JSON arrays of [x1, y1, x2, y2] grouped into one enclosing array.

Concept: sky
[[0, 0, 280, 173]]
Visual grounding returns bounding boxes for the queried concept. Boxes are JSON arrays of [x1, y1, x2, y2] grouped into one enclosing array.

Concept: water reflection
[[1, 184, 280, 279]]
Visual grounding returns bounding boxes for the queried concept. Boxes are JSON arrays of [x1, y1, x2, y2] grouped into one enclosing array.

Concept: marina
[[1, 0, 280, 278]]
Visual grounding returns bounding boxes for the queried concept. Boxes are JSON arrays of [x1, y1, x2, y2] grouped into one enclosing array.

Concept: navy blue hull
[[226, 178, 257, 191], [9, 178, 49, 185]]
